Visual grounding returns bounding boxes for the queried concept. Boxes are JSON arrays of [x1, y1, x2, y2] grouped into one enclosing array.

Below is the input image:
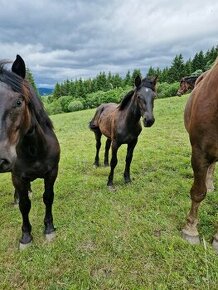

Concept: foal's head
[[0, 55, 31, 172], [134, 75, 157, 127]]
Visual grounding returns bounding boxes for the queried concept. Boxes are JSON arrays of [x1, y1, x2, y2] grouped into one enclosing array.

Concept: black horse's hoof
[[45, 231, 56, 242], [19, 240, 32, 250], [181, 230, 200, 245]]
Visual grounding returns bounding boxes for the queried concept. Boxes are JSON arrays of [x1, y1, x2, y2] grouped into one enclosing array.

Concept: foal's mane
[[0, 60, 53, 130], [118, 77, 156, 111]]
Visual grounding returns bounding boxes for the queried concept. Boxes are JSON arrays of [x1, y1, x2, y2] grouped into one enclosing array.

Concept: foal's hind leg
[[124, 139, 138, 183], [206, 162, 216, 192], [43, 167, 58, 241], [104, 138, 111, 166], [93, 129, 102, 167], [182, 148, 209, 244]]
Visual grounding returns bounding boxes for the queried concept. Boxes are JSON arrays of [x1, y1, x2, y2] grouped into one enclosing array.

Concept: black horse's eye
[[16, 99, 23, 107]]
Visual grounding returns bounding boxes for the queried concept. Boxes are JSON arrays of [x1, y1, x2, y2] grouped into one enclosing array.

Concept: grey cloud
[[0, 0, 217, 87]]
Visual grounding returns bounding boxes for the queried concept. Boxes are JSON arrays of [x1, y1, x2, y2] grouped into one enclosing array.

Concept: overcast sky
[[0, 0, 217, 88]]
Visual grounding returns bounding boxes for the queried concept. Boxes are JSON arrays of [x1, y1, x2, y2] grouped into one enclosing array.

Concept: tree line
[[52, 46, 217, 100]]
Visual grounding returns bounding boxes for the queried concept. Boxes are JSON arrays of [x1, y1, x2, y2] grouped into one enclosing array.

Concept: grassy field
[[0, 95, 218, 289]]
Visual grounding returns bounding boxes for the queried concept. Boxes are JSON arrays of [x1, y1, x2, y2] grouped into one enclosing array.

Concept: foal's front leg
[[124, 139, 138, 183], [107, 141, 120, 187], [12, 174, 32, 249], [104, 138, 111, 166], [43, 167, 58, 241]]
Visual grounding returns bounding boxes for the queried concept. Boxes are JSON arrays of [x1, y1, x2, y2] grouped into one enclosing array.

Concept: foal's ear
[[135, 75, 142, 88], [12, 55, 26, 79], [152, 75, 158, 85]]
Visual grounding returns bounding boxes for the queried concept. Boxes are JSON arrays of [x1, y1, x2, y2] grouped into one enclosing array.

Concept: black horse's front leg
[[43, 167, 58, 241], [124, 139, 138, 183], [12, 174, 32, 249], [107, 141, 120, 187]]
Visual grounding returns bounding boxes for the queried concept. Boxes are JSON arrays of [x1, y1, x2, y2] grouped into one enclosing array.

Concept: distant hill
[[38, 87, 53, 96]]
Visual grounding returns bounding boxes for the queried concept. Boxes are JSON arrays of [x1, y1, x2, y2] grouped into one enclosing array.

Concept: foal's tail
[[89, 104, 105, 131]]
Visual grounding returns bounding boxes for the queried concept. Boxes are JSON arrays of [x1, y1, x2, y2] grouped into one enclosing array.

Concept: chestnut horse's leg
[[93, 129, 102, 167], [43, 167, 58, 241], [12, 174, 32, 249], [206, 162, 216, 192], [107, 141, 120, 187], [182, 147, 210, 244], [124, 139, 138, 183], [104, 138, 111, 166]]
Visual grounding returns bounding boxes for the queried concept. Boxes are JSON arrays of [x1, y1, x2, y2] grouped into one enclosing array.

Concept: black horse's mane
[[0, 61, 53, 130], [118, 78, 156, 111]]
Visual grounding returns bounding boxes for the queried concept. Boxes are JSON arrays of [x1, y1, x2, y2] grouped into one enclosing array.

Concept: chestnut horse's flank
[[182, 58, 218, 252], [0, 55, 60, 249], [89, 76, 157, 187]]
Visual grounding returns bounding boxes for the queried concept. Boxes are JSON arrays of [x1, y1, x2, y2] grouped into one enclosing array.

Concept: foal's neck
[[125, 94, 141, 123]]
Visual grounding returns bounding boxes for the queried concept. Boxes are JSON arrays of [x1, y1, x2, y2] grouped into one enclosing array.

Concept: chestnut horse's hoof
[[19, 241, 32, 250], [181, 230, 200, 245], [45, 231, 56, 242]]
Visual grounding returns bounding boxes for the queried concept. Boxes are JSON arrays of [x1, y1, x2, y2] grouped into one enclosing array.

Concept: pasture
[[0, 95, 217, 289]]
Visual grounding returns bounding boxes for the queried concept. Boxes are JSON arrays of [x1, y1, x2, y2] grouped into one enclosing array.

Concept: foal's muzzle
[[0, 158, 11, 172], [143, 118, 155, 127]]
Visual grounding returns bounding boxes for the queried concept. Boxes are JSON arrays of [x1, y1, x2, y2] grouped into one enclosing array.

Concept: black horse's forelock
[[0, 60, 53, 130]]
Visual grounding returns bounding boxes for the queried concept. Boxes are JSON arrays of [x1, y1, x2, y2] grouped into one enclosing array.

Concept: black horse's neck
[[17, 121, 48, 162]]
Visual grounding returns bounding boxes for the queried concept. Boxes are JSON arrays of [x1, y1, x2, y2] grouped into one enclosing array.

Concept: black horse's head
[[134, 75, 157, 127], [0, 55, 32, 172]]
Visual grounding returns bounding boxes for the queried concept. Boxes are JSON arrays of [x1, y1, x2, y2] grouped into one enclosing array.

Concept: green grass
[[0, 95, 218, 289]]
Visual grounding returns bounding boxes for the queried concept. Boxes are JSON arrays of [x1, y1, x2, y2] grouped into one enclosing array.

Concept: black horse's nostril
[[144, 118, 155, 127], [0, 158, 10, 170]]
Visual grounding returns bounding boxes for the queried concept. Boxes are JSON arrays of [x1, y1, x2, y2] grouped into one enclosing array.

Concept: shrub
[[59, 95, 74, 112], [68, 100, 84, 112], [44, 99, 63, 115], [157, 82, 179, 98]]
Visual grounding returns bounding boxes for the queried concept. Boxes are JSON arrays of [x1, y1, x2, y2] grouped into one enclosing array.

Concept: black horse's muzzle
[[0, 158, 12, 172], [143, 118, 155, 127]]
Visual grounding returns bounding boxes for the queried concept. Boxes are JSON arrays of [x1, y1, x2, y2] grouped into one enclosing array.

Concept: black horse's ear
[[12, 55, 26, 79], [135, 75, 141, 88]]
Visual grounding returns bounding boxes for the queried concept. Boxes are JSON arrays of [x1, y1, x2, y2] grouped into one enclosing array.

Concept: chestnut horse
[[0, 55, 60, 249], [89, 76, 157, 187], [182, 59, 218, 252], [177, 75, 199, 96]]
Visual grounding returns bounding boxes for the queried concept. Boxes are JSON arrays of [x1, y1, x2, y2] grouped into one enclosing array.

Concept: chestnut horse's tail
[[89, 104, 105, 131]]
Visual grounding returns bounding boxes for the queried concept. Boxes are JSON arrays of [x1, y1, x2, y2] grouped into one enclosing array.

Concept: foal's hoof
[[45, 231, 56, 242], [108, 185, 116, 192], [124, 178, 132, 184], [19, 241, 32, 250], [181, 230, 200, 245]]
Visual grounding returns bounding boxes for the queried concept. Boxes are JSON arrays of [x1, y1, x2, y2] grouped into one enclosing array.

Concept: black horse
[[89, 76, 157, 188], [0, 55, 60, 249]]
